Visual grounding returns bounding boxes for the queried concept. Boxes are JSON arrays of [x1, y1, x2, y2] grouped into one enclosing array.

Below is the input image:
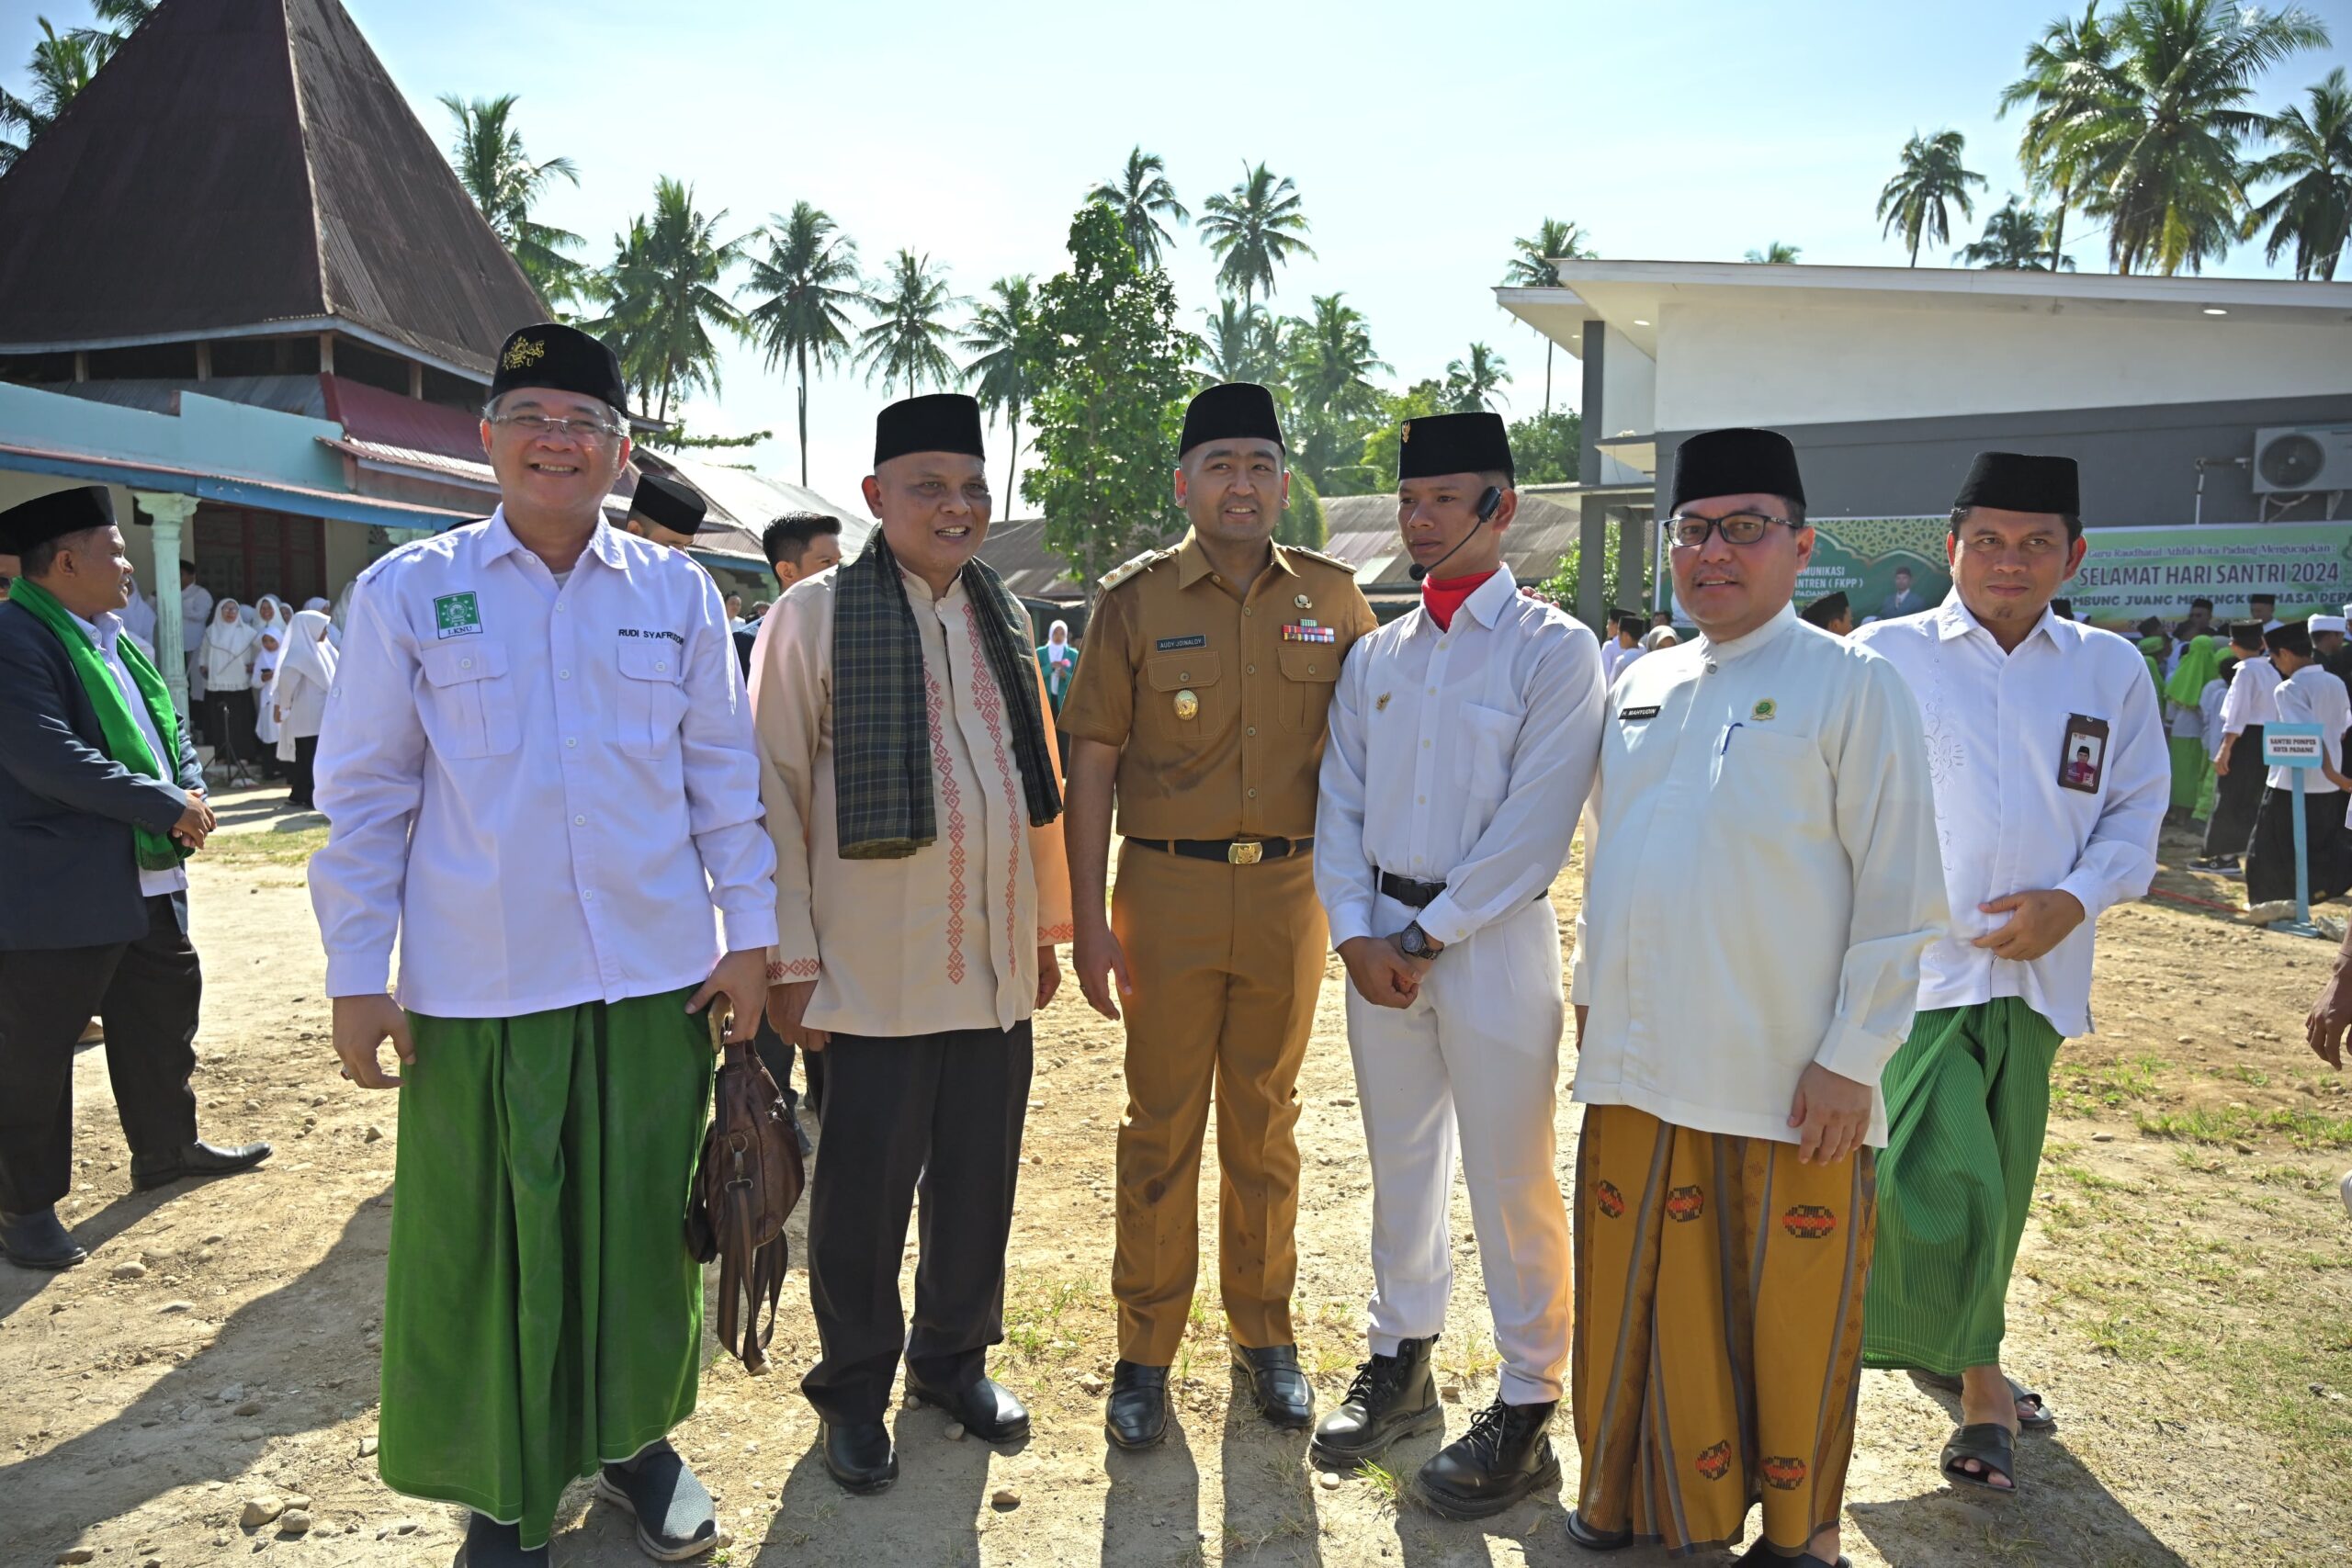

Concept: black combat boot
[[1415, 1394, 1561, 1519], [1307, 1335, 1439, 1470]]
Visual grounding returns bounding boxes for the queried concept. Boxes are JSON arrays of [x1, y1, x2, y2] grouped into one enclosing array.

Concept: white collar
[[1692, 601, 1798, 664], [1934, 588, 2059, 650]]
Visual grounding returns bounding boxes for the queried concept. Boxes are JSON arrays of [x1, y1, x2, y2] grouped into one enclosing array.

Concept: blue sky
[[7, 0, 2349, 511]]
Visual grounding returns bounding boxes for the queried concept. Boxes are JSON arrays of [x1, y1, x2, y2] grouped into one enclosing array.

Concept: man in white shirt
[[1566, 428, 1945, 1565], [179, 566, 211, 699], [1851, 452, 2167, 1495], [311, 324, 773, 1568], [2245, 621, 2352, 914], [1311, 412, 1605, 1518], [1598, 607, 1644, 686], [754, 393, 1070, 1495], [2249, 591, 2281, 634], [2195, 622, 2279, 873]]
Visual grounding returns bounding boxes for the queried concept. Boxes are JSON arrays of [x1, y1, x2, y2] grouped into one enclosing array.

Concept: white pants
[[1342, 892, 1572, 1404]]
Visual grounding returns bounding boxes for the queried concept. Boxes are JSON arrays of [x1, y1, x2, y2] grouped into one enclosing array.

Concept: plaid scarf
[[831, 531, 1061, 860]]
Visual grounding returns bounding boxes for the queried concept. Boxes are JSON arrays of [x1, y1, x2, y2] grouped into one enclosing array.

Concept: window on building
[[190, 505, 328, 604]]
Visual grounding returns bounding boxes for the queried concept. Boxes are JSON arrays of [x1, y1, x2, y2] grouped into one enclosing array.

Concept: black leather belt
[[1378, 871, 1447, 908], [1129, 836, 1311, 865]]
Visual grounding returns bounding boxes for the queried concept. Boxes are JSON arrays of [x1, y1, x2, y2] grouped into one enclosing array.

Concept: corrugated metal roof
[[323, 375, 487, 462], [633, 450, 869, 570], [0, 0, 547, 374], [974, 517, 1091, 601]]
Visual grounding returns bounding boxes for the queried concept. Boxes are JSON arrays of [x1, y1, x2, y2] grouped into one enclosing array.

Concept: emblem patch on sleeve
[[434, 592, 482, 639]]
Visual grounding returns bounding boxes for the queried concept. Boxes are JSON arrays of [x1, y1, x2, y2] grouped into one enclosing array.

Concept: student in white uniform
[[1311, 411, 1606, 1518], [2195, 622, 2280, 873], [310, 323, 775, 1568], [1851, 453, 2168, 1495], [1566, 427, 1945, 1566], [2245, 621, 2352, 913]]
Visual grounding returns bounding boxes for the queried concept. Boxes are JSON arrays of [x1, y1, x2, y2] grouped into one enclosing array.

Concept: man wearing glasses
[[1567, 427, 1944, 1566], [311, 322, 775, 1566]]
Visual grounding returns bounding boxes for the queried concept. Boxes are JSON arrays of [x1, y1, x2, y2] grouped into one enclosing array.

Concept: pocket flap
[[616, 637, 685, 682], [1146, 650, 1220, 692], [1277, 645, 1339, 683], [420, 639, 506, 687]]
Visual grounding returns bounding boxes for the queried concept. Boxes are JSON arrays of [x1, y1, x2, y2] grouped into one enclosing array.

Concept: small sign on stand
[[2263, 722, 2327, 938]]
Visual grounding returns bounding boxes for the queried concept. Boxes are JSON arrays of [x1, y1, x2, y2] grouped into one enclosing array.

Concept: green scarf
[[2163, 633, 2222, 708], [9, 576, 192, 872]]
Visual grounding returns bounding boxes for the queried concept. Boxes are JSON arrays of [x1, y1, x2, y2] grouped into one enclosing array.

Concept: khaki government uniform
[[1058, 533, 1378, 1363]]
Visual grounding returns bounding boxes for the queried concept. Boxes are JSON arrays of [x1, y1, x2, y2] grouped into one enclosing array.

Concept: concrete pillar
[[1577, 492, 1609, 634], [134, 491, 200, 717], [1615, 507, 1648, 619]]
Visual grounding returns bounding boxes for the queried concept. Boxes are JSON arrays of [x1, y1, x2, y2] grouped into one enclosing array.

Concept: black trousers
[[801, 1021, 1032, 1425], [2247, 784, 2351, 907], [0, 895, 201, 1213], [285, 734, 319, 809], [2204, 724, 2266, 856]]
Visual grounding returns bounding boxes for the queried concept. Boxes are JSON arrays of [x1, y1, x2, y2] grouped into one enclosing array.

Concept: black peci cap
[[1181, 382, 1285, 457], [490, 321, 628, 414], [1953, 451, 2079, 516], [2265, 620, 2313, 658], [0, 485, 115, 554], [629, 470, 707, 536], [875, 393, 986, 467], [1397, 412, 1513, 483], [1671, 428, 1805, 510]]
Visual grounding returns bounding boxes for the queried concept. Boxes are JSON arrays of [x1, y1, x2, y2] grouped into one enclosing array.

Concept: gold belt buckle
[[1227, 840, 1264, 865]]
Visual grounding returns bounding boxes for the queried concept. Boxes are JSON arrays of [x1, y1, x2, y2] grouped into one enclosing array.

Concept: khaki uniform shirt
[[1058, 535, 1377, 840]]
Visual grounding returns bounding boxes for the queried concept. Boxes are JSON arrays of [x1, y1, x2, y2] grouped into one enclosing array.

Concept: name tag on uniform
[[434, 592, 482, 639], [1156, 634, 1206, 651], [1620, 705, 1662, 721], [2058, 713, 2109, 794], [1283, 623, 1336, 644]]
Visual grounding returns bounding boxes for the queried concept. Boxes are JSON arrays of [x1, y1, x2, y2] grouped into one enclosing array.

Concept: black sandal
[[2008, 1378, 2056, 1431], [1940, 1422, 2018, 1495], [1564, 1508, 1633, 1551]]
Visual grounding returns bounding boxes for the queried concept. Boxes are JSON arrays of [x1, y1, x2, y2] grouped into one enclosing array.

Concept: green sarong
[[2167, 734, 2206, 811], [379, 988, 711, 1550], [1861, 998, 2062, 1375], [2194, 757, 2218, 822]]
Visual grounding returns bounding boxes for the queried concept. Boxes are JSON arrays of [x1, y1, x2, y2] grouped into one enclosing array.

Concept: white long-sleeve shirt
[[70, 608, 187, 899], [2200, 678, 2230, 758], [310, 509, 777, 1018], [1316, 568, 1605, 952], [2220, 654, 2280, 736], [1853, 595, 2167, 1039], [1571, 604, 1947, 1146], [2270, 664, 2352, 795]]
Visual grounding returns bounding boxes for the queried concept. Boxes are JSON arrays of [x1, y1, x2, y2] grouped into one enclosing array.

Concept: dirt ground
[[5, 790, 2347, 1568]]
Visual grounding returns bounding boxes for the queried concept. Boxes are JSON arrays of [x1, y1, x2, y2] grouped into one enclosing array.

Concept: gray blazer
[[0, 599, 203, 951]]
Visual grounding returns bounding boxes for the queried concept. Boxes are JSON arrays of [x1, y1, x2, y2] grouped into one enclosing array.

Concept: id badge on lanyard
[[2058, 713, 2110, 795]]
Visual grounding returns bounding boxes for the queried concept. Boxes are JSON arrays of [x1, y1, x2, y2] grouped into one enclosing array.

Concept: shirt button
[[557, 604, 568, 613], [1428, 686, 1437, 694], [1307, 664, 1317, 674], [566, 737, 578, 748], [582, 889, 594, 901], [656, 660, 668, 671], [1178, 670, 1189, 680], [459, 657, 474, 670], [559, 669, 571, 680], [1418, 794, 1427, 804], [1422, 739, 1431, 748], [1246, 664, 1257, 675], [573, 814, 586, 826], [1246, 726, 1257, 737], [1244, 607, 1254, 616], [1247, 788, 1258, 798]]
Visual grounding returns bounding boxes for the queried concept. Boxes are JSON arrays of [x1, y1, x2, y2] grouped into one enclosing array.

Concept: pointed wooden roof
[[0, 0, 547, 377]]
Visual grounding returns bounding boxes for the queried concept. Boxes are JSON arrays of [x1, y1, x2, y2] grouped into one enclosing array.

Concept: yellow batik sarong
[[1572, 1103, 1876, 1557]]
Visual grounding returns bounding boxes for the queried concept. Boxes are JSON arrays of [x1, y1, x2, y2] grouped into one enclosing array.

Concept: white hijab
[[203, 599, 259, 660], [277, 608, 338, 694], [1044, 620, 1074, 665]]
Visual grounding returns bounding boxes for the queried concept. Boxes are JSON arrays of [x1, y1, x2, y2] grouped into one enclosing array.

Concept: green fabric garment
[[2195, 757, 2218, 821], [1861, 998, 2063, 1375], [2137, 637, 2168, 700], [378, 988, 711, 1550], [7, 576, 190, 872], [2168, 734, 2208, 811], [2164, 633, 2222, 708]]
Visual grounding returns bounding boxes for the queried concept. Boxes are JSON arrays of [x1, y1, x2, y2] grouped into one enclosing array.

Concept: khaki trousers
[[1110, 841, 1326, 1363]]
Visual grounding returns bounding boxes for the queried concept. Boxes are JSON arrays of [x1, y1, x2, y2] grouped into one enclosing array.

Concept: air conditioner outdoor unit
[[2251, 426, 2352, 494]]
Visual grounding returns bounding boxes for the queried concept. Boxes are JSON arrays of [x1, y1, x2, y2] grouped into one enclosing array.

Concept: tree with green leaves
[[1877, 129, 1987, 265], [960, 276, 1042, 507], [1194, 299, 1286, 388], [1508, 409, 1583, 486], [1358, 380, 1447, 492], [1199, 163, 1316, 305], [1278, 467, 1328, 549], [2242, 65, 2352, 280], [1961, 197, 2076, 268], [2064, 0, 2330, 275], [1743, 241, 1803, 263], [1498, 218, 1593, 415], [856, 250, 965, 401], [741, 202, 865, 485], [1283, 294, 1389, 493], [586, 178, 746, 425], [439, 94, 588, 306], [1999, 4, 2115, 272], [1088, 146, 1189, 270], [1024, 203, 1193, 586], [1444, 344, 1509, 413], [0, 19, 98, 173]]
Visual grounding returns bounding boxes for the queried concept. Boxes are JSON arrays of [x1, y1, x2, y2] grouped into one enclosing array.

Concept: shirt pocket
[[1276, 644, 1340, 734], [1452, 701, 1521, 815], [417, 639, 519, 759], [1707, 726, 1828, 834], [1144, 650, 1222, 747], [613, 637, 689, 758]]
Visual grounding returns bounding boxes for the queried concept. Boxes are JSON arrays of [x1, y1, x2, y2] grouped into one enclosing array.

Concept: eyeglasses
[[491, 412, 622, 443], [1667, 511, 1800, 549]]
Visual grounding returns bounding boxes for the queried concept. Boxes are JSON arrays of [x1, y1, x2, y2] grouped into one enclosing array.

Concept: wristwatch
[[1398, 921, 1444, 959]]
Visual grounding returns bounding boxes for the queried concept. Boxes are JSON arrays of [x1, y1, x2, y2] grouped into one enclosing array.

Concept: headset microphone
[[1408, 486, 1505, 582]]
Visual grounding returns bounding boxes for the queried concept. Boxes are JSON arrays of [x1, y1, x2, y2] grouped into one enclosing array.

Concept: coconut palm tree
[[1195, 299, 1285, 388], [1088, 147, 1189, 269], [1199, 163, 1317, 305], [1999, 4, 2115, 272], [741, 202, 865, 484], [0, 20, 102, 173], [439, 94, 588, 306], [1498, 218, 1594, 415], [1444, 344, 1510, 413], [856, 250, 965, 401], [1960, 197, 2077, 268], [2063, 0, 2330, 275], [1283, 294, 1387, 488], [1877, 129, 1988, 265], [66, 0, 155, 64], [587, 178, 746, 425], [2242, 66, 2352, 280], [960, 276, 1041, 505], [1743, 242, 1803, 264]]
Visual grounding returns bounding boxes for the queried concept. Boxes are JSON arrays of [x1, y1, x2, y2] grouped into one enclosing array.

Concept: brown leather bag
[[685, 1010, 805, 1375]]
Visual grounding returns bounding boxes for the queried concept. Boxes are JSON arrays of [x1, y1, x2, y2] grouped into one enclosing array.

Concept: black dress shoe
[[1104, 1359, 1169, 1450], [909, 1375, 1030, 1444], [594, 1438, 718, 1561], [1231, 1341, 1313, 1430], [0, 1208, 86, 1270], [1566, 1507, 1634, 1551], [820, 1419, 897, 1495], [455, 1512, 548, 1567], [1416, 1396, 1561, 1519], [130, 1139, 273, 1190], [1309, 1335, 1440, 1470]]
